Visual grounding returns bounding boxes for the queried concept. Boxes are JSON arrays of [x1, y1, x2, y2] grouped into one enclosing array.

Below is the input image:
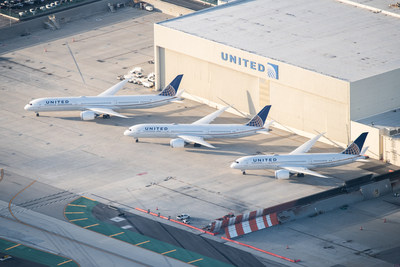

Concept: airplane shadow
[[184, 149, 244, 157], [52, 102, 209, 127]]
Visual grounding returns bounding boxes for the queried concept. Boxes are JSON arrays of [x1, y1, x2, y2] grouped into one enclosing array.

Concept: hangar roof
[[159, 0, 400, 82], [358, 108, 400, 136]]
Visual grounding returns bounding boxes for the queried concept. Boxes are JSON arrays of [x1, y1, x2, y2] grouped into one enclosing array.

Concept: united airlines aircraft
[[24, 75, 183, 120], [230, 132, 369, 179], [124, 105, 272, 148]]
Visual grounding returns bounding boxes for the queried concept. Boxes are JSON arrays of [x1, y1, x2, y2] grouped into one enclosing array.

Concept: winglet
[[158, 74, 183, 96], [98, 79, 129, 97], [245, 105, 271, 127], [342, 132, 368, 155]]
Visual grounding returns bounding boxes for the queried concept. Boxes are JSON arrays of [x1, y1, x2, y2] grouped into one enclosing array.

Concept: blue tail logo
[[159, 74, 183, 96], [342, 132, 368, 155], [246, 105, 271, 127]]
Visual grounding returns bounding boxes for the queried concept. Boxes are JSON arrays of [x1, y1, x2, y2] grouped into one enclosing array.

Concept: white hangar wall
[[154, 24, 352, 144], [350, 68, 400, 121]]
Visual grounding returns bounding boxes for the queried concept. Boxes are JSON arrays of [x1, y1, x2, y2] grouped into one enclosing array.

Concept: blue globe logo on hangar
[[267, 63, 279, 80]]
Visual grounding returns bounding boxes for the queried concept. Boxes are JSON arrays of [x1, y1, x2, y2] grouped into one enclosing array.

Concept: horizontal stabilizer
[[264, 120, 274, 128], [256, 130, 270, 135], [192, 106, 230, 125], [282, 166, 329, 178], [87, 108, 128, 118], [360, 146, 369, 155], [98, 79, 129, 97], [178, 135, 216, 148], [175, 89, 185, 98]]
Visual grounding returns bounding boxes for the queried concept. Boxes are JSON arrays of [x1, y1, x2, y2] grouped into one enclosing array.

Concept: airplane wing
[[289, 132, 324, 155], [177, 135, 216, 148], [87, 108, 128, 118], [282, 166, 329, 178], [97, 79, 129, 96], [192, 106, 230, 125]]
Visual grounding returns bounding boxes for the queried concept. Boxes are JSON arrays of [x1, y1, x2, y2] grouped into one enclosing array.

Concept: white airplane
[[124, 105, 272, 148], [230, 132, 369, 179], [24, 75, 183, 120]]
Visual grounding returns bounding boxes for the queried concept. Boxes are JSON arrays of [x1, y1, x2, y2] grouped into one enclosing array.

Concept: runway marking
[[161, 249, 176, 255], [65, 212, 84, 214], [187, 258, 203, 264], [83, 223, 99, 229], [135, 240, 150, 246], [109, 232, 124, 237], [67, 204, 86, 207], [57, 259, 72, 265], [110, 217, 126, 222], [70, 218, 88, 222], [8, 180, 37, 221], [5, 243, 21, 250], [82, 196, 95, 201]]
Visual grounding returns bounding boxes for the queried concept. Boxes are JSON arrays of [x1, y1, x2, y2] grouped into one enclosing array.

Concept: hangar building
[[154, 0, 400, 164]]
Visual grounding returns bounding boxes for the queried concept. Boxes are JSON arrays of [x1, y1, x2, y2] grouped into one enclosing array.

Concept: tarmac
[[0, 4, 399, 267]]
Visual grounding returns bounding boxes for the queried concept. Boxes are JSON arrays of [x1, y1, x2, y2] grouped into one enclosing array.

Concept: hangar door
[[259, 78, 270, 108], [161, 49, 260, 115]]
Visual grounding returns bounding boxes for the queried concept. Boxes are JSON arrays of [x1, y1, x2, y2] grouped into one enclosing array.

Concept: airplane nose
[[230, 162, 237, 169], [24, 104, 30, 110], [124, 129, 131, 136]]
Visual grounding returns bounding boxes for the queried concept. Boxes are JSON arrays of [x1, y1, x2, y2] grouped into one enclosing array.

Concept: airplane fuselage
[[24, 95, 178, 112], [231, 153, 363, 170], [125, 124, 266, 139]]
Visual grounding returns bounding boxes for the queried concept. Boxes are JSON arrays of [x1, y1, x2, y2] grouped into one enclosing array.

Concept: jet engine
[[275, 169, 291, 179], [80, 110, 96, 121], [170, 138, 185, 148]]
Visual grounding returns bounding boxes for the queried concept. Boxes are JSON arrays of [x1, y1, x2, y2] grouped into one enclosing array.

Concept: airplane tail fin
[[341, 132, 368, 155], [245, 105, 271, 127], [158, 74, 183, 96]]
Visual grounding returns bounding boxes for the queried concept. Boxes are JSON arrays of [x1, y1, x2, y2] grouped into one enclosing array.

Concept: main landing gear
[[135, 138, 139, 143], [297, 173, 304, 177], [36, 112, 40, 117], [194, 143, 201, 147], [103, 114, 110, 119], [242, 170, 246, 175]]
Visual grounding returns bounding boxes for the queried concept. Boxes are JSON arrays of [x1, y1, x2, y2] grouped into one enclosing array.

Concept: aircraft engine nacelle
[[275, 169, 291, 179], [80, 111, 96, 121], [170, 138, 185, 148]]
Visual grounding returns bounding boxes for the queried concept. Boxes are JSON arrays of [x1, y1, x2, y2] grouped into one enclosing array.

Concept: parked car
[[144, 3, 153, 11], [142, 80, 154, 88], [129, 66, 143, 74], [147, 72, 155, 83], [176, 213, 190, 220]]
